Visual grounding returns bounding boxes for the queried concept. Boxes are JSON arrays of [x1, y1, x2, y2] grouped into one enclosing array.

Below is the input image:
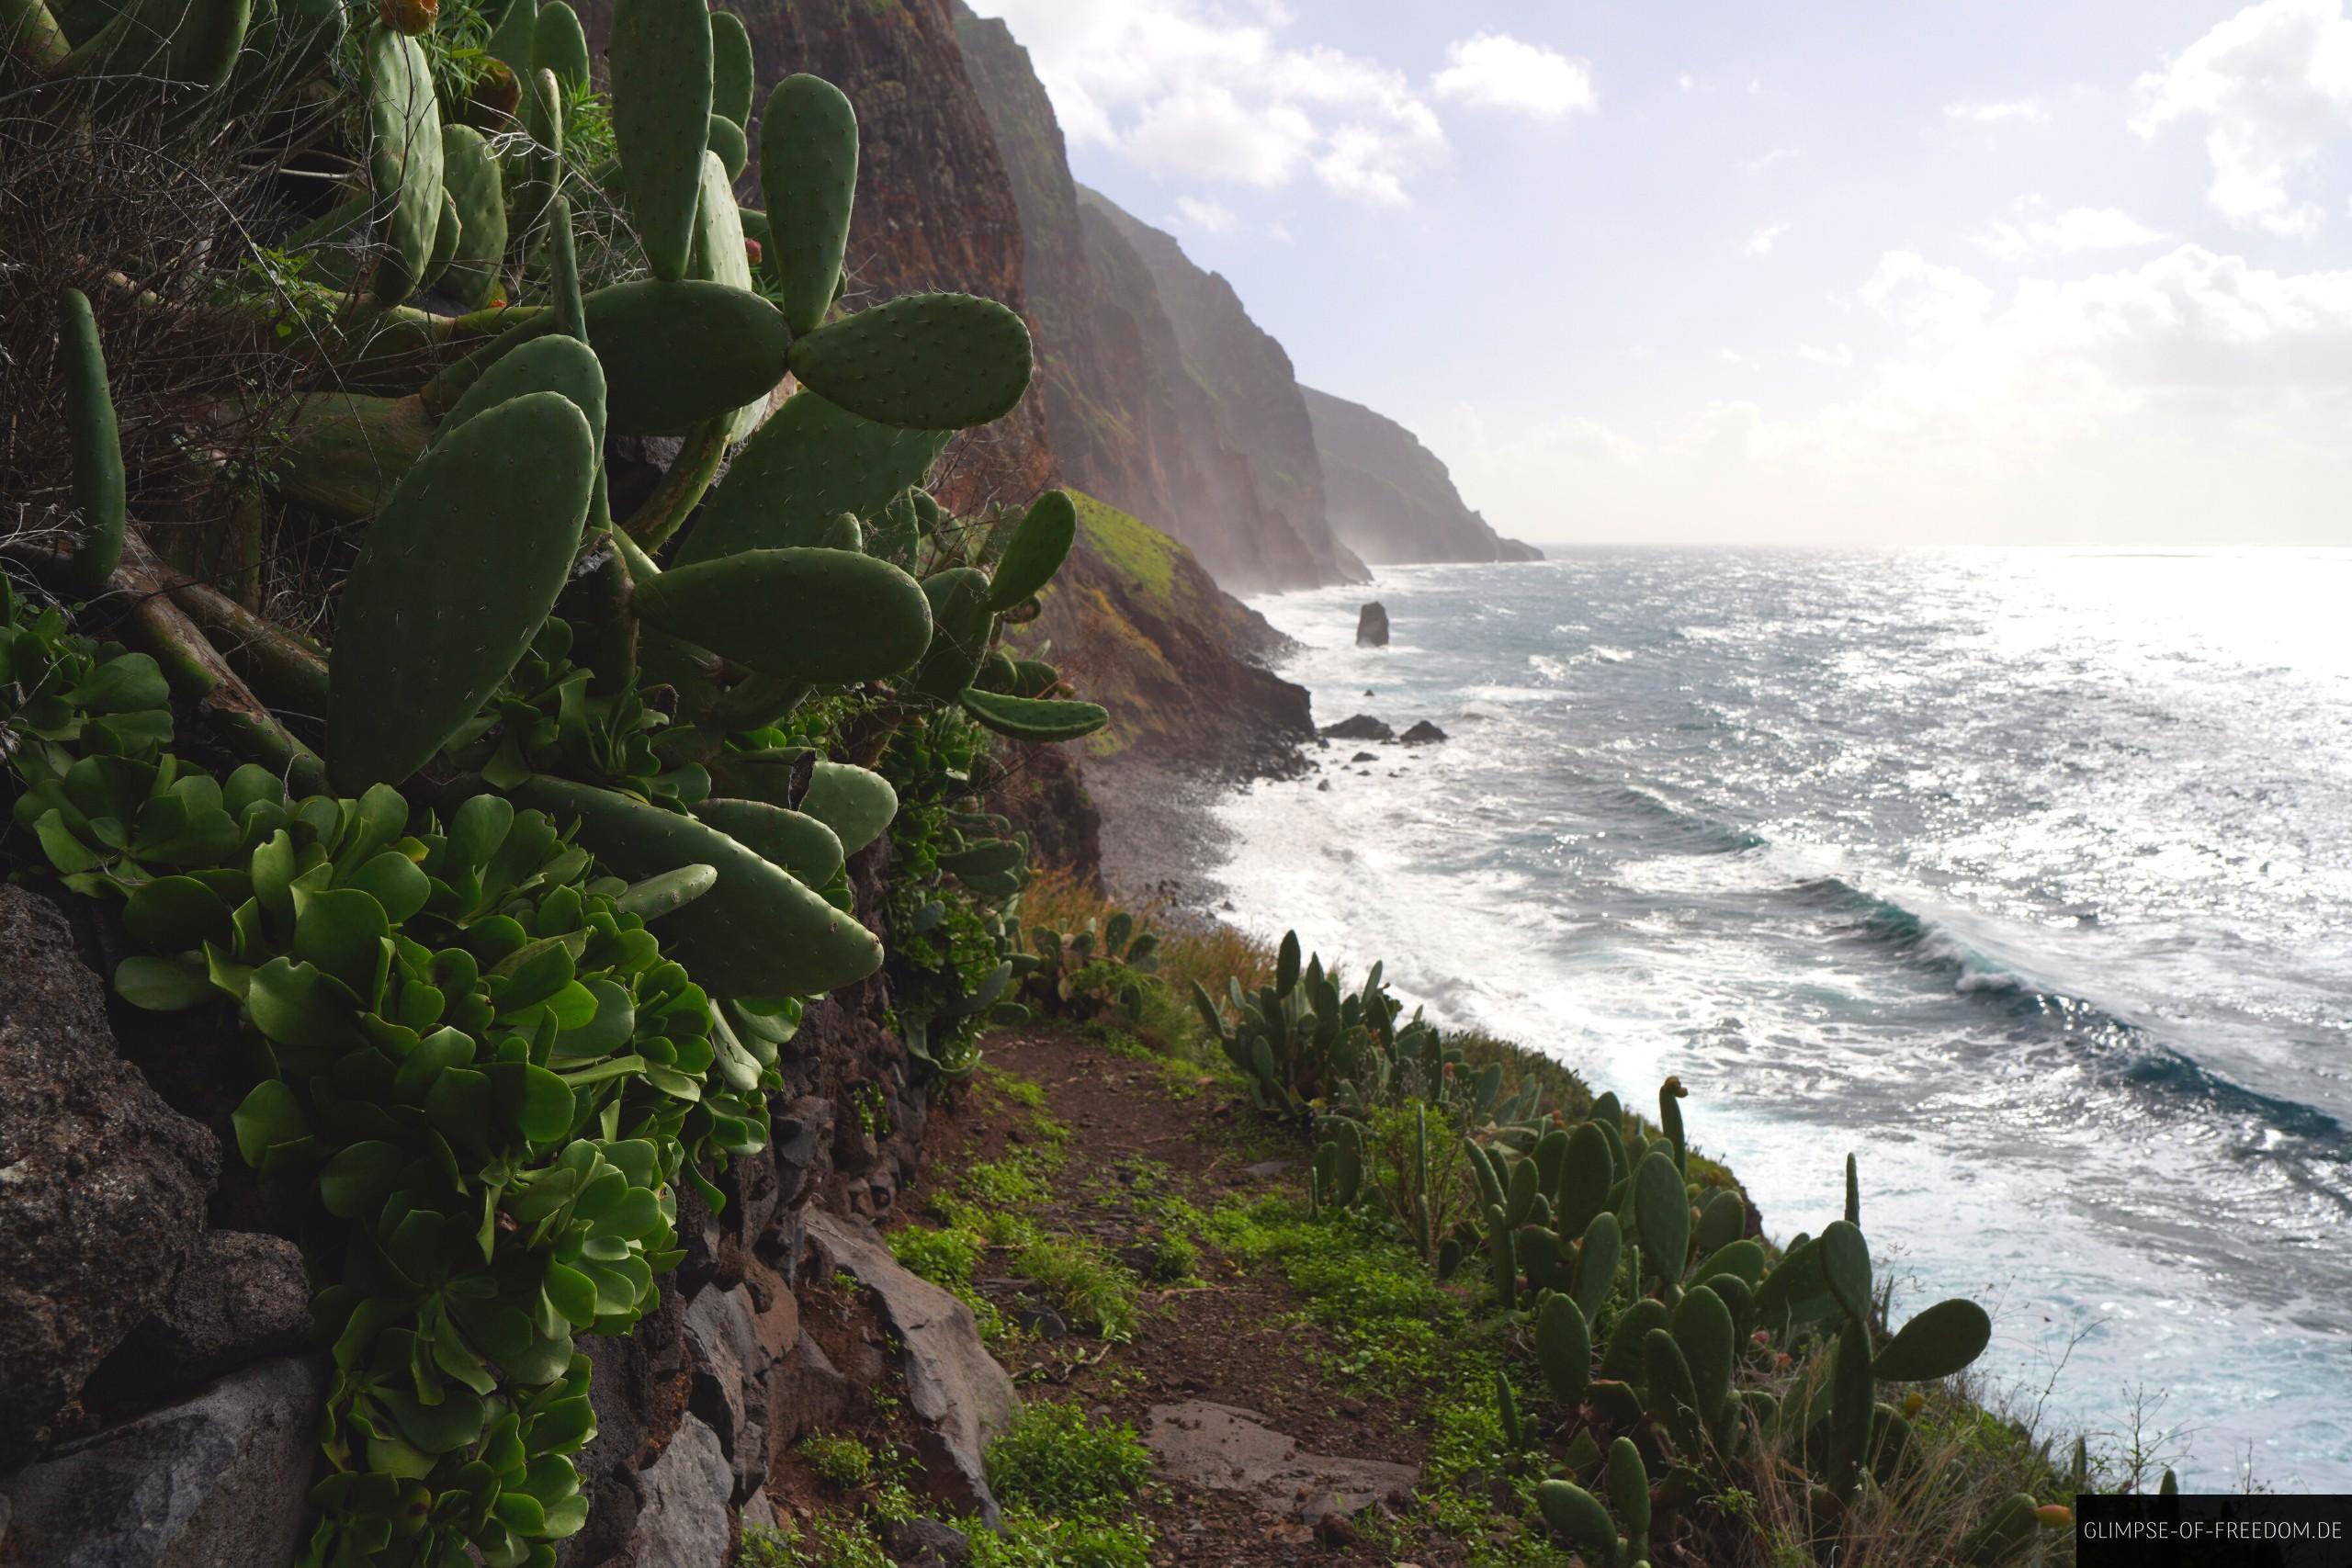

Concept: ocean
[[1209, 547, 2352, 1489]]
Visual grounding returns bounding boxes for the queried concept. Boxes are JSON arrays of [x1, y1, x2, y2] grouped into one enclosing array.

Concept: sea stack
[[1356, 602, 1389, 647]]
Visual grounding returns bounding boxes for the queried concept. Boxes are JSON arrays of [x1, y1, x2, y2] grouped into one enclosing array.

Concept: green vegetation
[[741, 1403, 1152, 1568], [797, 1432, 877, 1490], [0, 8, 1106, 1561], [1, 6, 2125, 1567], [889, 1066, 1145, 1342], [1068, 492, 1174, 608], [984, 1401, 1154, 1516], [991, 872, 2095, 1564]]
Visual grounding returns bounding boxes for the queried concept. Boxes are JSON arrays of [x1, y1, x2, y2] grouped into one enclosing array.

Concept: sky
[[960, 0, 2352, 546]]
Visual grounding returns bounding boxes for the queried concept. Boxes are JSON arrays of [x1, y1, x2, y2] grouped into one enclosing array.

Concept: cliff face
[[1076, 188, 1366, 592], [955, 9, 1359, 595], [947, 8, 1145, 512], [1303, 387, 1545, 564]]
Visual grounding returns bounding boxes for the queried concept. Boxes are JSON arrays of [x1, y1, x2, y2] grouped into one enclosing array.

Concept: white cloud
[[1432, 32, 1596, 119], [1444, 244, 2352, 543], [1745, 221, 1791, 257], [1267, 220, 1294, 243], [2132, 0, 2352, 237], [1945, 96, 2052, 125], [1860, 251, 1995, 347], [1720, 346, 1756, 367], [1798, 343, 1854, 367], [1973, 202, 2171, 260], [1175, 196, 1238, 231], [1677, 71, 1698, 93], [960, 0, 1445, 206], [1739, 145, 1801, 173]]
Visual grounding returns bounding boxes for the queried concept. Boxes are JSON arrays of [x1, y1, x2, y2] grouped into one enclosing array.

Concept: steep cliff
[[1077, 187, 1366, 592], [1014, 491, 1315, 899], [954, 9, 1357, 595], [1303, 386, 1545, 564]]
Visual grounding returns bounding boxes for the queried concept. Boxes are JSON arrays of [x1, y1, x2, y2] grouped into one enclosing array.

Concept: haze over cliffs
[[955, 5, 1529, 592], [1303, 388, 1544, 565]]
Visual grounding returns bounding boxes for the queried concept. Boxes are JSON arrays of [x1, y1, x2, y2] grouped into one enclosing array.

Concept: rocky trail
[[870, 1028, 1473, 1568]]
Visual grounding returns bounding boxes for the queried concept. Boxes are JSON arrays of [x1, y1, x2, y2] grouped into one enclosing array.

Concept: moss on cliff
[[1071, 492, 1176, 612]]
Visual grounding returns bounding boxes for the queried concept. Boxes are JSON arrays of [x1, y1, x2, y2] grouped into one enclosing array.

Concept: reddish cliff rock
[[955, 7, 1366, 593]]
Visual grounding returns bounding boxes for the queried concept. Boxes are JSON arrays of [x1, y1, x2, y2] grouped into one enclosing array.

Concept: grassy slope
[[1013, 490, 1309, 768]]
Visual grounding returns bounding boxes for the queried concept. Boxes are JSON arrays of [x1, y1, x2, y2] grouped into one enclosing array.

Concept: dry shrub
[[1713, 1357, 2077, 1568], [1022, 864, 1274, 1010], [0, 75, 333, 624]]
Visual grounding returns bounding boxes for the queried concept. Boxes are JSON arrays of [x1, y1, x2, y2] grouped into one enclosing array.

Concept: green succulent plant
[[11, 10, 1117, 1562], [1023, 906, 1160, 1024]]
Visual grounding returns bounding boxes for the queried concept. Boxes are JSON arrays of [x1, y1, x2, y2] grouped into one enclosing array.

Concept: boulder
[[886, 1517, 973, 1567], [560, 1286, 690, 1568], [801, 1210, 1015, 1525], [1398, 720, 1448, 746], [0, 885, 219, 1467], [0, 1356, 324, 1568], [626, 1413, 732, 1568], [1354, 602, 1389, 647], [86, 1231, 311, 1409], [1143, 1401, 1418, 1520], [683, 1283, 769, 1505], [1318, 714, 1392, 742]]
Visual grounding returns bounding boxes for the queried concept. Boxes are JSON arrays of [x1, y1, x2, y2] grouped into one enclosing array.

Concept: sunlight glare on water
[[1211, 547, 2352, 1488]]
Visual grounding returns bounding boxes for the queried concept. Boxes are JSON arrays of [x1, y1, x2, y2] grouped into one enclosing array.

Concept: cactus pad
[[711, 9, 752, 126], [630, 547, 934, 686], [956, 688, 1108, 743], [707, 112, 747, 180], [689, 798, 844, 886], [1633, 1147, 1689, 1283], [1819, 1219, 1872, 1324], [437, 125, 508, 310], [429, 333, 605, 457], [1533, 1482, 1614, 1562], [797, 761, 897, 856], [758, 73, 858, 334], [532, 0, 587, 93], [678, 392, 949, 564], [1868, 1298, 1991, 1382], [608, 0, 713, 283], [329, 391, 596, 788], [516, 775, 881, 998], [364, 24, 445, 306], [909, 567, 992, 701], [684, 151, 767, 441], [786, 292, 1034, 431], [986, 489, 1076, 611], [584, 279, 790, 435], [57, 289, 124, 595]]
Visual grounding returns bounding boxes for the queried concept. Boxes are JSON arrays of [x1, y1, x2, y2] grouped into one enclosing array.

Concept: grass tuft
[[984, 1401, 1154, 1517]]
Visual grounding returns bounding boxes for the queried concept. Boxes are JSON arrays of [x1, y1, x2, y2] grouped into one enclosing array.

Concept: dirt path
[[899, 1028, 1478, 1567]]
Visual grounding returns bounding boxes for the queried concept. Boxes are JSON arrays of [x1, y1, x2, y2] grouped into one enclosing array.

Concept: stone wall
[[0, 831, 1014, 1567]]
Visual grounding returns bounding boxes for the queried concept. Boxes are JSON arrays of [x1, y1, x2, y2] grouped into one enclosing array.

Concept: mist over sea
[[1210, 547, 2352, 1488]]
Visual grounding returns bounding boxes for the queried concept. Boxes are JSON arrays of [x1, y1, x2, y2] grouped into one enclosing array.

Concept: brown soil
[[894, 1027, 1482, 1567]]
